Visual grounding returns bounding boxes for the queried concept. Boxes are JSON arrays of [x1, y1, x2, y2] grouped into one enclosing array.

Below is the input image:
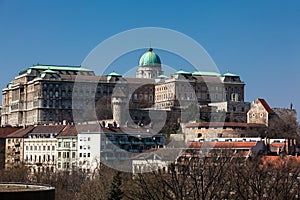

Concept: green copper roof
[[157, 75, 168, 78], [42, 69, 58, 74], [106, 71, 122, 77], [222, 72, 239, 77], [192, 71, 221, 76], [175, 69, 192, 75], [139, 48, 161, 66], [29, 65, 92, 72]]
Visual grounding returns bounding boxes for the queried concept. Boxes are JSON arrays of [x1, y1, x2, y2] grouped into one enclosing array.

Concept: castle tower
[[136, 48, 163, 79], [111, 84, 128, 125]]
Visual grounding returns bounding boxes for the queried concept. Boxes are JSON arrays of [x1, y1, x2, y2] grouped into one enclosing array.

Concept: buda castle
[[1, 48, 247, 127]]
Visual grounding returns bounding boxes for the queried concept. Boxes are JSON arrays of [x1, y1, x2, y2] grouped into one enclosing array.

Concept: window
[[79, 153, 82, 157], [58, 142, 61, 148], [64, 142, 70, 148], [72, 152, 76, 158], [197, 85, 201, 91], [206, 93, 210, 100], [52, 146, 55, 151], [43, 90, 47, 98], [58, 162, 61, 168], [58, 152, 61, 158], [80, 145, 82, 150], [87, 153, 90, 157], [48, 146, 50, 151], [72, 142, 76, 148], [87, 137, 91, 141]]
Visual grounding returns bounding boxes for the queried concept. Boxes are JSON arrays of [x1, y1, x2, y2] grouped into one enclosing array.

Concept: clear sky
[[1, 1, 300, 117]]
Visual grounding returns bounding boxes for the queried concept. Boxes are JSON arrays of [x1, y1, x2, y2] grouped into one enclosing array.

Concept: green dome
[[139, 48, 161, 66]]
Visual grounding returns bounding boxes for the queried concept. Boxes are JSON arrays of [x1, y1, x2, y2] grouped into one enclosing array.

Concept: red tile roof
[[188, 141, 258, 149], [257, 98, 275, 114], [6, 126, 35, 138], [186, 122, 266, 128], [0, 127, 22, 139], [31, 125, 66, 134], [261, 156, 300, 168], [57, 125, 78, 137], [269, 143, 285, 148]]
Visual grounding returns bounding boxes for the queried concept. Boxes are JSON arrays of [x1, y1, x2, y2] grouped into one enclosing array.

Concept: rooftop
[[257, 98, 275, 114], [188, 141, 259, 149], [139, 48, 161, 67], [29, 65, 92, 72], [185, 122, 266, 128]]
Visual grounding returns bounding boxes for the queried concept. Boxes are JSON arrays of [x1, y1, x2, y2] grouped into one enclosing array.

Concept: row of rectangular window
[[58, 152, 76, 158], [25, 145, 55, 151], [26, 154, 55, 162], [58, 142, 76, 148], [79, 153, 90, 158]]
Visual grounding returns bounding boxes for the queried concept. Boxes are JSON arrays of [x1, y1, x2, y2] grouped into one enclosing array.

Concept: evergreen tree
[[108, 172, 123, 200]]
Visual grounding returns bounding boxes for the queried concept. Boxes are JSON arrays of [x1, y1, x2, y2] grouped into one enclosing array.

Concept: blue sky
[[1, 1, 300, 117]]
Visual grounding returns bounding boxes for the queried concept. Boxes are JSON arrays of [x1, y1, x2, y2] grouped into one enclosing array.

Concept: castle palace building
[[1, 49, 246, 127]]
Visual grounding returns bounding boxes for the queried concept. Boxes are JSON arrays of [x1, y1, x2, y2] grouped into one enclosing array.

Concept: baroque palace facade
[[1, 48, 246, 127]]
